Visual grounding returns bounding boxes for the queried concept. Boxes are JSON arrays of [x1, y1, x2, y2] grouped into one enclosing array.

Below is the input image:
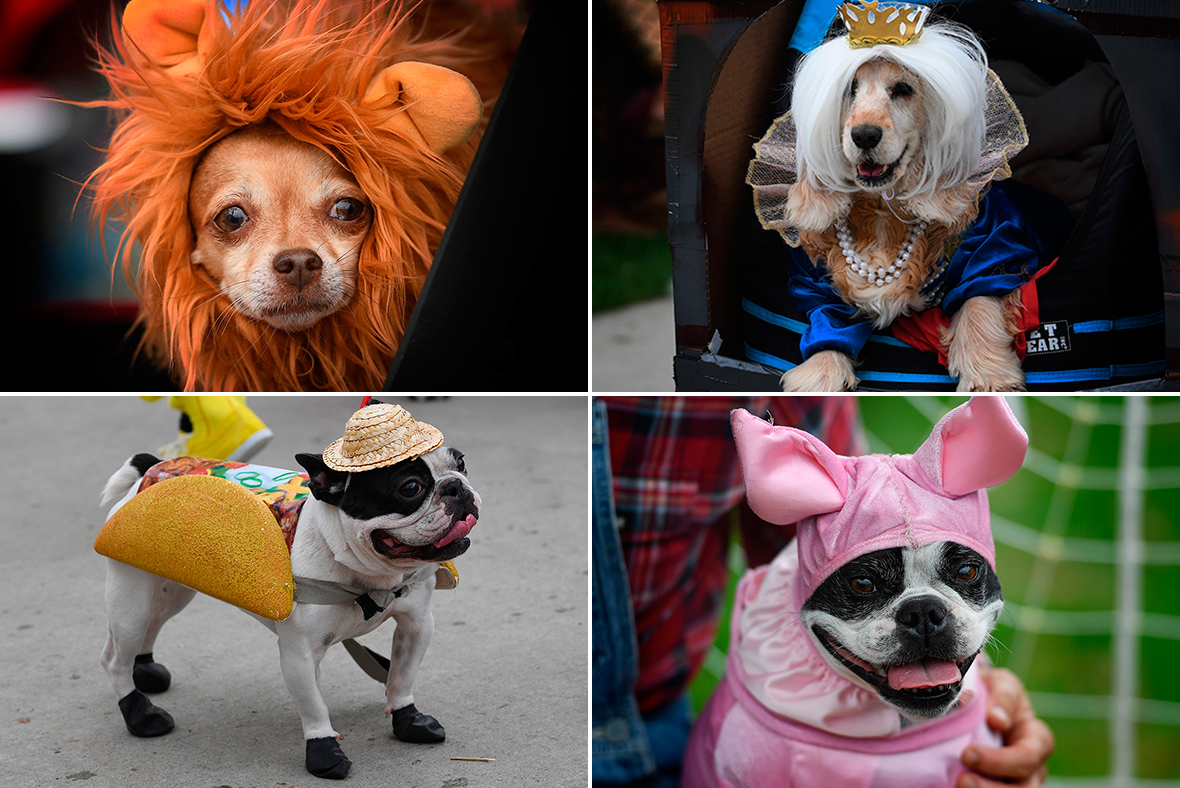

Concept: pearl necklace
[[836, 217, 928, 287]]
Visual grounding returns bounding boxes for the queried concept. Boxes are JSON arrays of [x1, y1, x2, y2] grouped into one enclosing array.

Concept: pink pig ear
[[730, 409, 847, 525], [911, 397, 1028, 496]]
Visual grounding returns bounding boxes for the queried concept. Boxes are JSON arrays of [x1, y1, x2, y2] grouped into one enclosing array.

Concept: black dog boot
[[306, 736, 351, 779], [133, 653, 172, 694], [117, 690, 175, 737], [390, 703, 445, 743]]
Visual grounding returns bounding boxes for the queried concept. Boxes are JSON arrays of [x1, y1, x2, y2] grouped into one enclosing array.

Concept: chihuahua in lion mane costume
[[86, 0, 516, 391]]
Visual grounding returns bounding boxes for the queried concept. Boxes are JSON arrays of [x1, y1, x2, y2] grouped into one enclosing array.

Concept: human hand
[[957, 667, 1055, 788]]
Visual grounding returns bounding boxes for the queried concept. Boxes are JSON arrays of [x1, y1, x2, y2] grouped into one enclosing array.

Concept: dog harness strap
[[291, 576, 366, 606], [292, 565, 440, 617], [292, 576, 391, 617], [341, 638, 391, 683], [354, 593, 385, 620]]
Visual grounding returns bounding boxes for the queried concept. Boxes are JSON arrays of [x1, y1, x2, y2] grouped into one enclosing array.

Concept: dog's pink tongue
[[858, 162, 886, 178], [434, 514, 477, 549], [888, 659, 961, 690]]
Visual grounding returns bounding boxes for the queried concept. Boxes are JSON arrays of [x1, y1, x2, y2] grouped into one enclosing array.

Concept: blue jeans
[[591, 400, 692, 788]]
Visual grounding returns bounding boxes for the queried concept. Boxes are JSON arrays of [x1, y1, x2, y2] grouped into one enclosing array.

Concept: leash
[[291, 564, 440, 683], [342, 639, 392, 683]]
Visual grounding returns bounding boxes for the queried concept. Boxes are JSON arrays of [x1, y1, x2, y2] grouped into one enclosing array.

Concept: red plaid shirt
[[602, 396, 864, 713]]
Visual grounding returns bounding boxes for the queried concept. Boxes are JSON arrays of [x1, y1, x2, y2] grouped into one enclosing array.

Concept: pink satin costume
[[682, 397, 1029, 788]]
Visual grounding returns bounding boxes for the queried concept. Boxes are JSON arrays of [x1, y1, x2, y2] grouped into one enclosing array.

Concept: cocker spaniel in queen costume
[[682, 397, 1028, 788], [747, 1, 1057, 392]]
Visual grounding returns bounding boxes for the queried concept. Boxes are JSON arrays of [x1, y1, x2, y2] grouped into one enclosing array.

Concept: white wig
[[791, 18, 988, 201]]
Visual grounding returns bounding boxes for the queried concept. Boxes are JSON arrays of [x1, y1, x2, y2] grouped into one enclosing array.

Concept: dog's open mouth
[[370, 514, 477, 562], [813, 625, 976, 706], [855, 147, 907, 187]]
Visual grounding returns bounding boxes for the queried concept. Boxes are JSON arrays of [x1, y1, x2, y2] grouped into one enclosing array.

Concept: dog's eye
[[329, 198, 366, 222], [957, 564, 978, 582], [891, 82, 915, 99], [850, 577, 875, 594], [848, 78, 859, 98], [214, 205, 249, 233], [398, 480, 423, 498]]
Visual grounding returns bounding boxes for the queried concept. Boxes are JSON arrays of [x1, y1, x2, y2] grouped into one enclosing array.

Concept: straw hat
[[322, 404, 444, 472]]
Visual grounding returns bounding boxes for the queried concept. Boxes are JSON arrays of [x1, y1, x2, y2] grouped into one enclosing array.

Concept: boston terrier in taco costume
[[682, 397, 1027, 788], [96, 401, 480, 779]]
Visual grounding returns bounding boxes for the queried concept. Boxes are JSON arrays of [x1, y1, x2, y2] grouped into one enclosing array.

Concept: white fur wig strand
[[791, 18, 988, 202]]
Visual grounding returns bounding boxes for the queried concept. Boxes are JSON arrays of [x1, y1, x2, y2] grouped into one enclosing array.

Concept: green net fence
[[689, 396, 1180, 785]]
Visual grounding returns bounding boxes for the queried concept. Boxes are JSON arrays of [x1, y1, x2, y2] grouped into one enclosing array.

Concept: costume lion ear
[[361, 61, 483, 153], [121, 0, 212, 74], [121, 0, 216, 75]]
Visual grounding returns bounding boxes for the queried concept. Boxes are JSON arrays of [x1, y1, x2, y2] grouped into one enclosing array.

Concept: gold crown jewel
[[839, 0, 930, 48]]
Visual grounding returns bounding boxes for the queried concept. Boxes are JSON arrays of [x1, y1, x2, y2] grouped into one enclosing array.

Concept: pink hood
[[730, 396, 1028, 603]]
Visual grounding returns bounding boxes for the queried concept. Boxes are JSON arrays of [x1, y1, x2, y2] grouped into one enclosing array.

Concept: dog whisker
[[982, 631, 1011, 658], [222, 320, 277, 382]]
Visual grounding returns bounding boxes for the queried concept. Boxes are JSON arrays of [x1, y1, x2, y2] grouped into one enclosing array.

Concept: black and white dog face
[[296, 447, 480, 574], [800, 541, 1002, 720]]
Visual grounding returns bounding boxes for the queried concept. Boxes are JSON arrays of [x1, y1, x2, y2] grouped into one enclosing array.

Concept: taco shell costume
[[95, 404, 458, 623]]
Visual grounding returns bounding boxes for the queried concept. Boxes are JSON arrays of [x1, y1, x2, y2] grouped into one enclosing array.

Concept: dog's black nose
[[850, 124, 883, 150], [273, 249, 324, 289], [439, 477, 478, 520], [896, 596, 948, 638]]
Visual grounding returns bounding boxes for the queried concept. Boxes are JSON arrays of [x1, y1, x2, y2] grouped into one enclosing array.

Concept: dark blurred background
[[591, 0, 672, 315], [0, 0, 173, 388]]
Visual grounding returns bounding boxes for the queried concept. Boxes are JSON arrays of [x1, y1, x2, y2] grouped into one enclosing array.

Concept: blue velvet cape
[[789, 185, 1051, 359]]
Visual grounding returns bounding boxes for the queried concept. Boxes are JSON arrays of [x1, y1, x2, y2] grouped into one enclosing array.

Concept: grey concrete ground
[[0, 396, 587, 788], [591, 293, 675, 392]]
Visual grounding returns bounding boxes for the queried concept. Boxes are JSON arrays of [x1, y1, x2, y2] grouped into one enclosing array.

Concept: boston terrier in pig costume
[[682, 397, 1028, 788]]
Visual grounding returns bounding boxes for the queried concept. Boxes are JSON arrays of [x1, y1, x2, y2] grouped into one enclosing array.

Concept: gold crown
[[838, 1, 930, 48]]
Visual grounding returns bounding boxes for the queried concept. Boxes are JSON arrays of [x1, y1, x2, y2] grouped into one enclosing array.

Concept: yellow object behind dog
[[95, 474, 295, 621]]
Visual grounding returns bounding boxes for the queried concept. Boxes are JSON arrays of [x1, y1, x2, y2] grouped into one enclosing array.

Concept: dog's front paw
[[133, 653, 171, 694], [117, 690, 175, 737], [390, 703, 446, 743], [780, 350, 858, 392], [306, 736, 351, 780], [954, 374, 1026, 393], [943, 295, 1026, 392]]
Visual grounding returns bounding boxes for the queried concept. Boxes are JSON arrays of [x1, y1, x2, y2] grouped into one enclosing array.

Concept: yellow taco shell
[[95, 474, 294, 621]]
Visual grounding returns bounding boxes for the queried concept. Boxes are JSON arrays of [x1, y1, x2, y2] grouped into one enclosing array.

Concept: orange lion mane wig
[[86, 0, 514, 391]]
